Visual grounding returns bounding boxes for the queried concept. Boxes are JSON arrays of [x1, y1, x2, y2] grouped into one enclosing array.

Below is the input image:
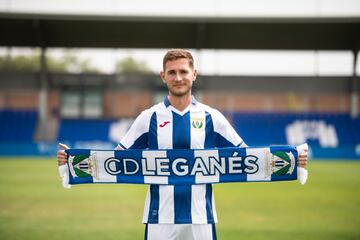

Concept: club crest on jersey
[[191, 117, 204, 130], [265, 150, 296, 178], [68, 152, 99, 179]]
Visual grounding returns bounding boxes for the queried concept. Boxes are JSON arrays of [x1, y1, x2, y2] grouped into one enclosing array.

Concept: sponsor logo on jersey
[[159, 121, 171, 128]]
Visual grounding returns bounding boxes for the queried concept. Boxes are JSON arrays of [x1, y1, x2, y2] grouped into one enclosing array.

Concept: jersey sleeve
[[211, 109, 247, 148], [119, 109, 152, 149]]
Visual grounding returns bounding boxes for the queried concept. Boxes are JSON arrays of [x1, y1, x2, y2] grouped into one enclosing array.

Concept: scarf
[[59, 144, 308, 188]]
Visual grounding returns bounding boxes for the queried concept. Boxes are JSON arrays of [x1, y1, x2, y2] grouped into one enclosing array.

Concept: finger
[[298, 159, 308, 167], [57, 146, 69, 166], [57, 149, 67, 155], [298, 163, 306, 168], [57, 159, 67, 166], [58, 159, 68, 166], [57, 155, 67, 161], [58, 143, 70, 150], [57, 150, 68, 157]]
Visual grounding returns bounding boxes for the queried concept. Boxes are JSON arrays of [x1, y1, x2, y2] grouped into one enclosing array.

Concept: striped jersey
[[119, 96, 245, 224]]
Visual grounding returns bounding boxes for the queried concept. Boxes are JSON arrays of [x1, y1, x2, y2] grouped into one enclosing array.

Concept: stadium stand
[[0, 109, 37, 142], [0, 108, 358, 158], [231, 112, 359, 159], [52, 112, 360, 159], [58, 119, 115, 141]]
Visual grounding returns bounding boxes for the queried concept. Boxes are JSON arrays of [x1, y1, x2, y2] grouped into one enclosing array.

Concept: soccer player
[[58, 49, 308, 240]]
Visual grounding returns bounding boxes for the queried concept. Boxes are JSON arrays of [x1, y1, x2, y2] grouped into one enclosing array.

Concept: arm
[[118, 109, 152, 150], [211, 109, 245, 148]]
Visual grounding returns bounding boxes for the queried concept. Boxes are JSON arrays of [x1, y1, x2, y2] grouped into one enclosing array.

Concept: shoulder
[[136, 102, 164, 120], [120, 103, 163, 144], [195, 101, 233, 131], [196, 101, 225, 119]]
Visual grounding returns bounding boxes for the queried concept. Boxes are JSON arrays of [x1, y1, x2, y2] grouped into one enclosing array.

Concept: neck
[[168, 94, 192, 111]]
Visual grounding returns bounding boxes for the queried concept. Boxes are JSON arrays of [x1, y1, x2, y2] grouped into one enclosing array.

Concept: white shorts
[[144, 223, 217, 240]]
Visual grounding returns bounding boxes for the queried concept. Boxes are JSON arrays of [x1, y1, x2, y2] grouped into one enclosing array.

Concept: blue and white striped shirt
[[119, 97, 245, 224]]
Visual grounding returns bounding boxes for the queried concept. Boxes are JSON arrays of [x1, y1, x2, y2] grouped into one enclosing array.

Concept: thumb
[[58, 143, 70, 150]]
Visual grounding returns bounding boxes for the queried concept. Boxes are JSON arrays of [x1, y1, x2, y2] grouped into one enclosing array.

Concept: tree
[[0, 52, 43, 72], [115, 56, 152, 74], [0, 49, 102, 73]]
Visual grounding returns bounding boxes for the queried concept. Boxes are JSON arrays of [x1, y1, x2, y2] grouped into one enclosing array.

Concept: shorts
[[144, 223, 217, 240]]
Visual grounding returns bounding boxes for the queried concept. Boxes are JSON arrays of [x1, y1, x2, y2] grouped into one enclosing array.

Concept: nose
[[175, 73, 182, 81]]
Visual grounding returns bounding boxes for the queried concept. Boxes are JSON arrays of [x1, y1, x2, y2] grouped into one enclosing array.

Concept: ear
[[192, 69, 198, 82], [160, 71, 166, 83]]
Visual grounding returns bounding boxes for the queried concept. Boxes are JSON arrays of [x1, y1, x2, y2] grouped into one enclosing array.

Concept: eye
[[180, 69, 189, 74], [167, 70, 176, 75]]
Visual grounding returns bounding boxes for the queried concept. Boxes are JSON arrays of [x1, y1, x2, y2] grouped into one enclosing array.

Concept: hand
[[298, 149, 308, 168], [57, 143, 69, 166]]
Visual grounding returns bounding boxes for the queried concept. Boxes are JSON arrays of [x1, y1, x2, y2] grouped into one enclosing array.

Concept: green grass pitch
[[0, 158, 359, 240]]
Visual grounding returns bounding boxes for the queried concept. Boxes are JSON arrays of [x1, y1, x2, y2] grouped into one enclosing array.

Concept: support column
[[39, 46, 48, 122], [351, 50, 358, 118]]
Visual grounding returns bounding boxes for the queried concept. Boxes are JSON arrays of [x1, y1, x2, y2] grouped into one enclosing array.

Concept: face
[[160, 58, 197, 98]]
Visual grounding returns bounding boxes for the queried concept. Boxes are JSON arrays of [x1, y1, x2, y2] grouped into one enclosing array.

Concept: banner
[[59, 144, 308, 188]]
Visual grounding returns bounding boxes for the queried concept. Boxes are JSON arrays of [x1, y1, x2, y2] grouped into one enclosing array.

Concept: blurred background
[[0, 0, 359, 158], [0, 1, 359, 240]]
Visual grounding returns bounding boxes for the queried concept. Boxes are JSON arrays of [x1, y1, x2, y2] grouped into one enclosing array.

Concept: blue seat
[[58, 119, 114, 141], [232, 112, 359, 147], [0, 110, 37, 142]]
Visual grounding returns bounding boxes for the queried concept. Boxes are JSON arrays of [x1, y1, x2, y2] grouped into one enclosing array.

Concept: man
[[58, 49, 308, 240]]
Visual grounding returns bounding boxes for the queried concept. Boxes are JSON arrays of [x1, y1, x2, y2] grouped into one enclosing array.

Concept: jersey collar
[[164, 96, 197, 108]]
